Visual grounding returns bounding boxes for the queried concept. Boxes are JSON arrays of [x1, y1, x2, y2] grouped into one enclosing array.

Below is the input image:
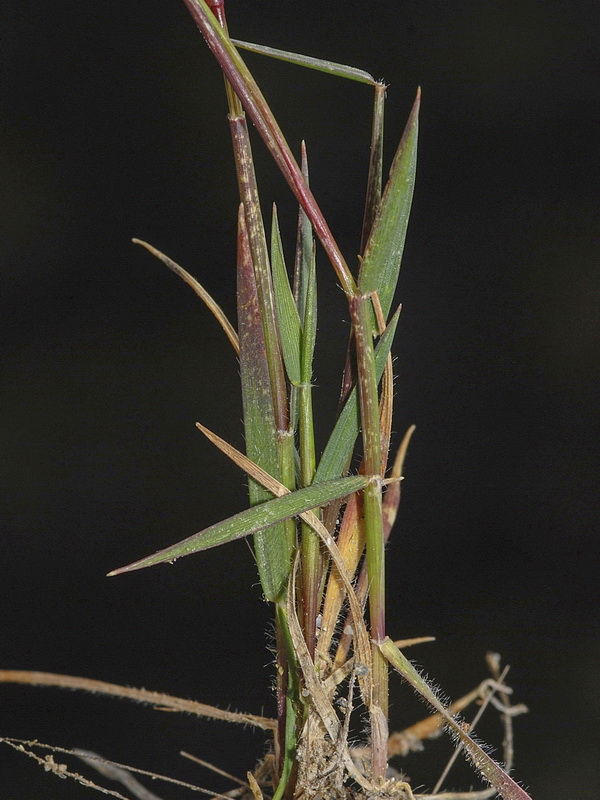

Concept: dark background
[[1, 1, 598, 797]]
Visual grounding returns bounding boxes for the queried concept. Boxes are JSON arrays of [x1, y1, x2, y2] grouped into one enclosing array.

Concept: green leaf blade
[[107, 475, 368, 576], [300, 245, 317, 385], [271, 204, 302, 387], [358, 88, 420, 323], [293, 142, 313, 334], [231, 39, 377, 86], [237, 207, 290, 602]]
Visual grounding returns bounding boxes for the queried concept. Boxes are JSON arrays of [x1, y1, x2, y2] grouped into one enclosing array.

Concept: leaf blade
[[358, 88, 420, 323], [132, 239, 239, 354], [107, 475, 368, 576], [236, 207, 291, 601], [231, 38, 377, 86], [271, 204, 302, 386]]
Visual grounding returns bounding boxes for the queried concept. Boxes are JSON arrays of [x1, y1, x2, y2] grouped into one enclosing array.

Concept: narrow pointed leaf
[[271, 204, 302, 386], [231, 39, 377, 86], [293, 142, 313, 329], [298, 244, 319, 654], [315, 305, 400, 482], [107, 475, 367, 576], [379, 638, 533, 800], [358, 88, 420, 323], [188, 423, 375, 698], [290, 143, 313, 432], [230, 116, 288, 434], [237, 207, 290, 602], [300, 244, 317, 385], [132, 239, 239, 354]]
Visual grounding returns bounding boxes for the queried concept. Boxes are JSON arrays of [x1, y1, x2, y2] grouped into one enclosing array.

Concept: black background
[[1, 1, 599, 797]]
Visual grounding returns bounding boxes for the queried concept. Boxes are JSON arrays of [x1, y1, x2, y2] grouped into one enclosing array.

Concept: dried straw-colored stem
[[0, 670, 275, 730]]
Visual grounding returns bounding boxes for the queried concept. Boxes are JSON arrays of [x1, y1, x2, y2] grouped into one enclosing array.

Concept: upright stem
[[205, 0, 243, 115], [349, 293, 388, 780], [298, 259, 319, 657], [360, 82, 386, 255]]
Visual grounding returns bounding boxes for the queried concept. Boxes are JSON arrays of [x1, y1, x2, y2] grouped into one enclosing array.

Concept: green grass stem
[[298, 250, 319, 656], [315, 306, 400, 483], [349, 293, 388, 779]]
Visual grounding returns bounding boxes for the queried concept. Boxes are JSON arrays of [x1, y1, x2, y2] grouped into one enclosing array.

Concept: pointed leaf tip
[[106, 475, 368, 577], [271, 203, 302, 386], [358, 87, 420, 324]]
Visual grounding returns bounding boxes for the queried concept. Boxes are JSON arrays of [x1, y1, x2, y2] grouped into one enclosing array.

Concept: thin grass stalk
[[319, 298, 393, 673], [0, 670, 276, 730], [323, 81, 384, 531], [298, 252, 319, 657], [349, 293, 388, 780], [132, 239, 239, 354], [205, 0, 243, 116], [372, 292, 395, 477], [273, 603, 300, 800], [289, 143, 312, 434], [333, 427, 415, 670], [293, 143, 312, 329], [316, 308, 400, 539], [349, 297, 385, 645], [360, 82, 386, 255], [231, 38, 377, 86], [320, 332, 356, 537]]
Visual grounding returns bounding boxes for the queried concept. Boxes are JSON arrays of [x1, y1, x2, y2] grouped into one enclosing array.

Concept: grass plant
[[1, 2, 532, 798]]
